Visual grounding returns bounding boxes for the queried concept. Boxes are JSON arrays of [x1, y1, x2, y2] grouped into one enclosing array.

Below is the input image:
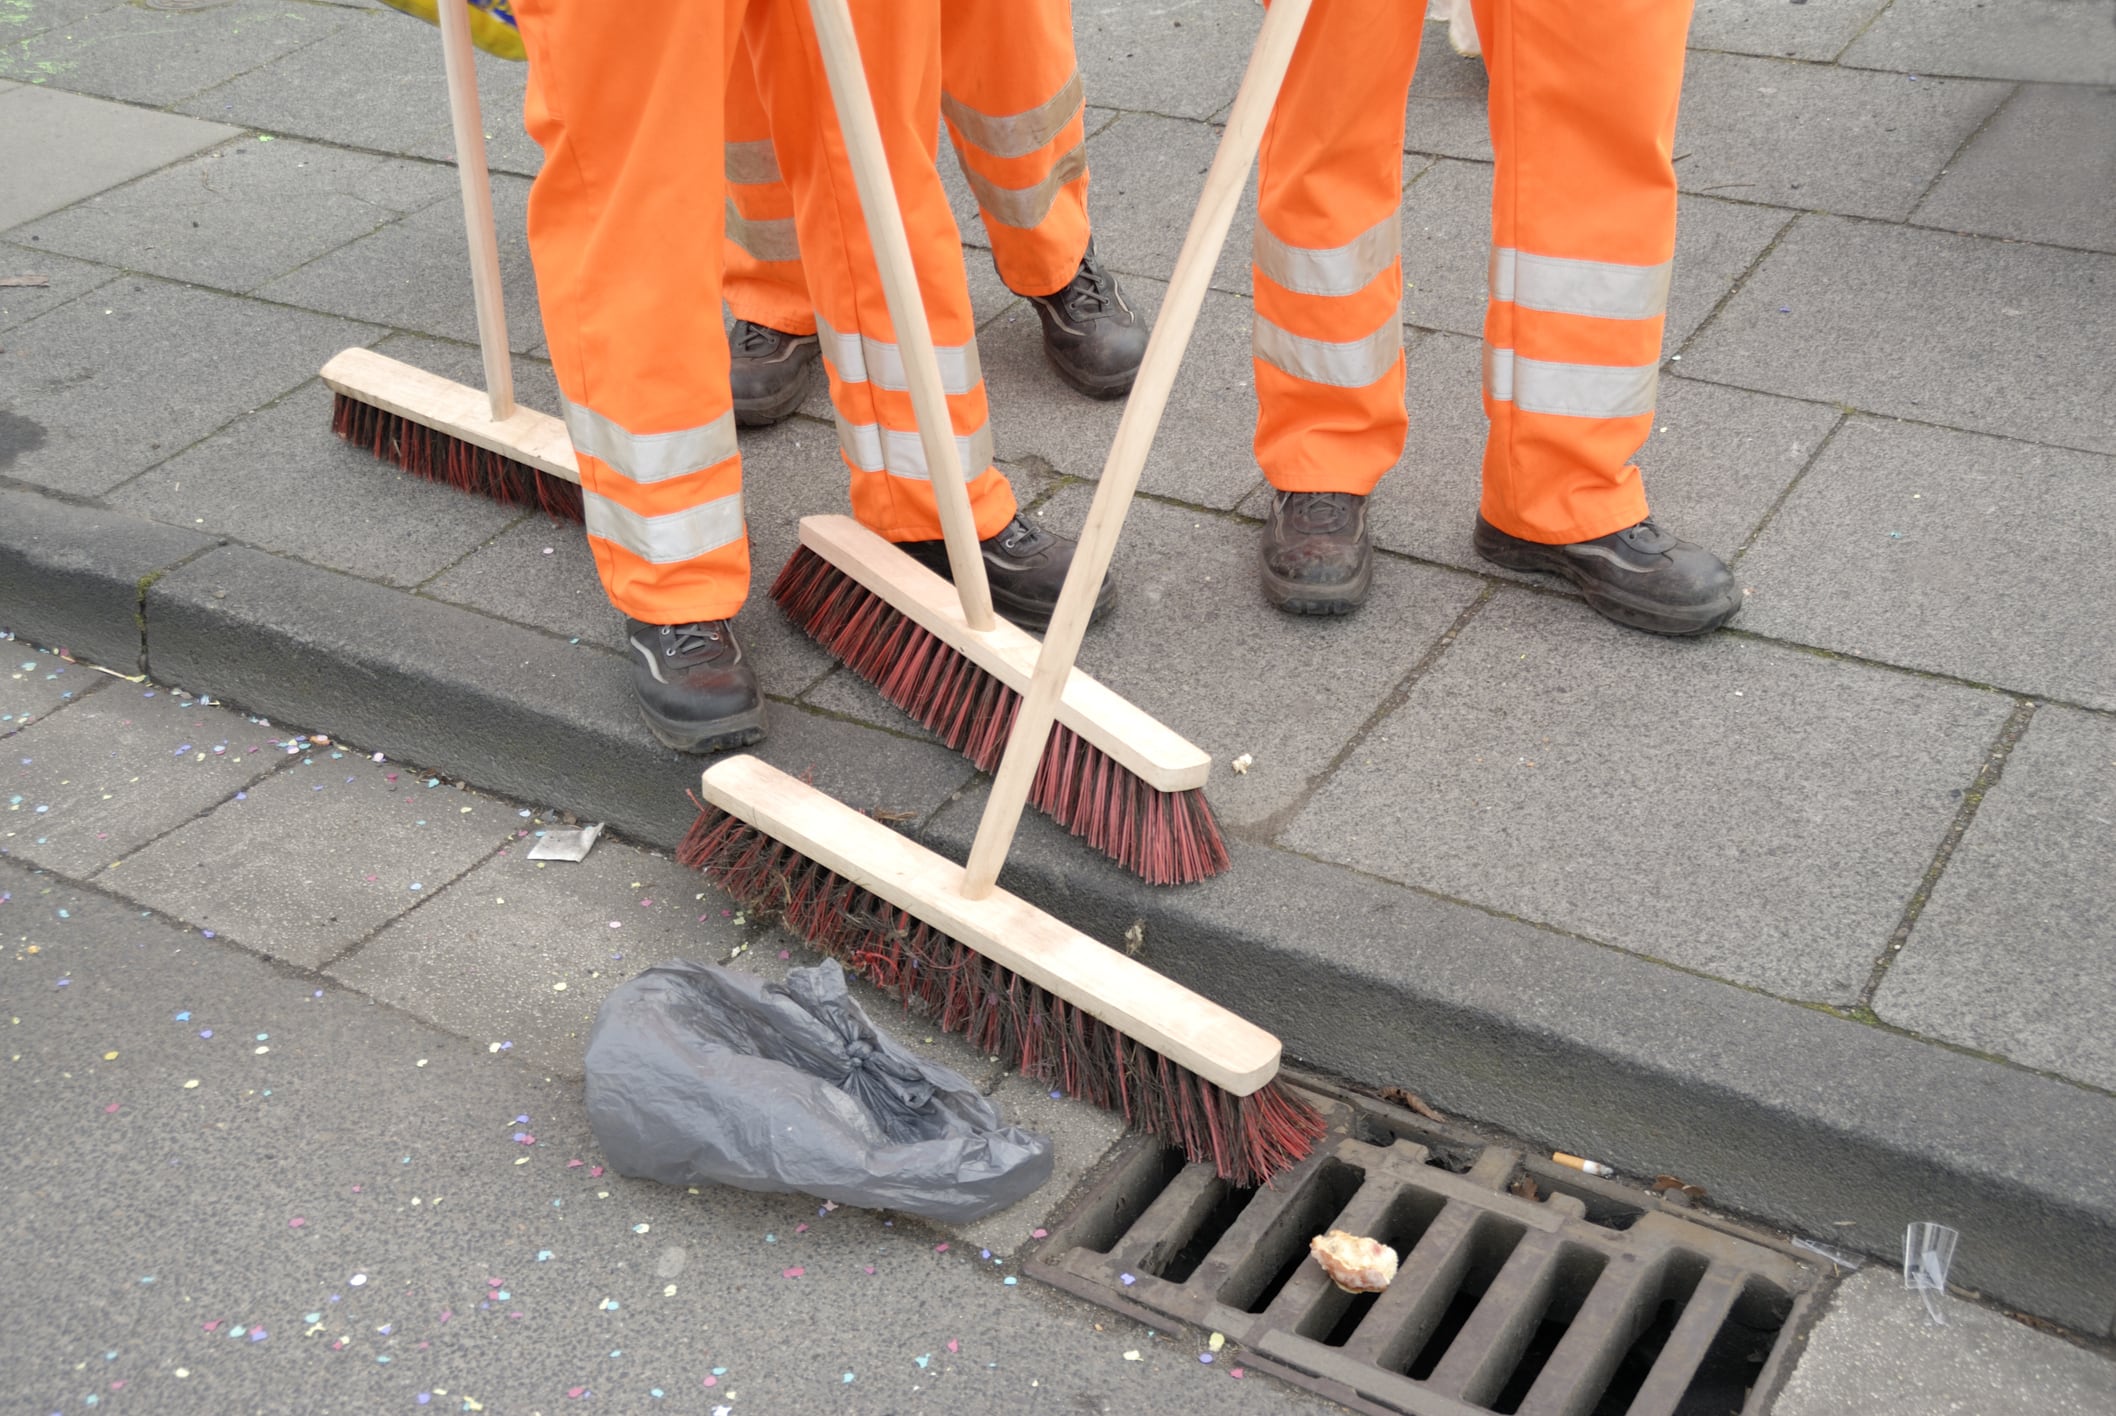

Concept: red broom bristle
[[331, 391, 585, 523], [679, 804, 1325, 1185], [770, 545, 1231, 886]]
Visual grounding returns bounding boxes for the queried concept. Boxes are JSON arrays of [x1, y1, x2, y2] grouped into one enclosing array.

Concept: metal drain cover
[[1027, 1081, 1824, 1416]]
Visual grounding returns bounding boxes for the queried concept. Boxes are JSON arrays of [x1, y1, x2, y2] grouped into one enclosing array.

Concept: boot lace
[[661, 622, 727, 661], [1282, 491, 1357, 535]]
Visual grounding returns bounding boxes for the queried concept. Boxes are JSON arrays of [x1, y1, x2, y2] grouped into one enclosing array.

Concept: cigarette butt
[[1553, 1153, 1614, 1177]]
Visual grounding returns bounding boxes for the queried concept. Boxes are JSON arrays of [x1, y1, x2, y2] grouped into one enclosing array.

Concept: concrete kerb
[[0, 484, 217, 671], [7, 516, 2115, 1337]]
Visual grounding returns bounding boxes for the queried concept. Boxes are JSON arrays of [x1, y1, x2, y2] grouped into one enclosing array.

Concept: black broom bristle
[[771, 544, 1230, 886], [680, 803, 1325, 1186], [332, 391, 585, 522]]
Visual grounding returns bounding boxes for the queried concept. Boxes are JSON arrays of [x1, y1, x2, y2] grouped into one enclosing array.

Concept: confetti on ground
[[1120, 1272, 1136, 1286], [1124, 1350, 1142, 1361], [633, 1223, 649, 1234], [782, 1267, 804, 1279]]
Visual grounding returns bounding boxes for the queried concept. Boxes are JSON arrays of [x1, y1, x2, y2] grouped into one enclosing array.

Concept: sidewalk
[[4, 0, 2115, 1338]]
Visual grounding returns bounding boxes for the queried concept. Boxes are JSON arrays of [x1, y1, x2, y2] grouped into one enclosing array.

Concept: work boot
[[626, 618, 767, 753], [1019, 240, 1149, 400], [1472, 514, 1742, 636], [727, 319, 820, 428], [900, 513, 1116, 633], [1259, 490, 1373, 615]]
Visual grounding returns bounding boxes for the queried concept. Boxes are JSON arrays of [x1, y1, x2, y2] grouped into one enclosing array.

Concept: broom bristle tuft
[[332, 391, 585, 523], [680, 803, 1325, 1184], [771, 545, 1230, 886]]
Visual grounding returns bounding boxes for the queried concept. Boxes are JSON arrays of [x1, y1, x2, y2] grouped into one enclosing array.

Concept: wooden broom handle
[[804, 0, 995, 631], [961, 0, 1312, 896], [435, 0, 515, 421]]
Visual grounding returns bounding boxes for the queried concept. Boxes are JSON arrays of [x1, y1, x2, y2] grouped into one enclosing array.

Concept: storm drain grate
[[1028, 1081, 1824, 1416]]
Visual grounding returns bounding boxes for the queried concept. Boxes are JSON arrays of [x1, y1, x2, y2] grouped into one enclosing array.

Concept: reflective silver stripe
[[1252, 311, 1402, 388], [725, 139, 782, 186], [583, 490, 746, 565], [942, 70, 1083, 160], [1482, 345, 1659, 419], [1488, 248, 1671, 321], [813, 313, 982, 396], [962, 140, 1087, 229], [723, 198, 799, 263], [564, 402, 739, 484], [1253, 212, 1400, 297], [835, 414, 994, 483]]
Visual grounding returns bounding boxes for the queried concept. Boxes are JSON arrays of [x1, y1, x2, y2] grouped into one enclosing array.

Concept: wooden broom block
[[797, 515, 1211, 794], [322, 347, 580, 484], [700, 754, 1280, 1095]]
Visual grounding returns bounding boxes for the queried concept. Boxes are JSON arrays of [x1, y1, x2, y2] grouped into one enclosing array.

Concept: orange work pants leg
[[744, 0, 1018, 543], [1254, 0, 1686, 542], [723, 0, 1089, 325], [515, 0, 753, 624]]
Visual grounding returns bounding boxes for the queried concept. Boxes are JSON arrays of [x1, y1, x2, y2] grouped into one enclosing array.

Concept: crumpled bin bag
[[584, 958, 1053, 1223]]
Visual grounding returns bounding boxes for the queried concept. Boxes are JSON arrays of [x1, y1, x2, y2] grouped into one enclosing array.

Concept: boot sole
[[1042, 345, 1137, 401], [731, 359, 817, 429], [638, 701, 768, 755], [1261, 556, 1372, 616], [1474, 536, 1742, 637]]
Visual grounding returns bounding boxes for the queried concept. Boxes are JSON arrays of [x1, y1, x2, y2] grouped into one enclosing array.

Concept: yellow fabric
[[374, 0, 527, 62]]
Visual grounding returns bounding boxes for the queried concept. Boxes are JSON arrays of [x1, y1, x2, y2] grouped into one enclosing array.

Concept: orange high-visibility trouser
[[723, 0, 1092, 332], [514, 0, 1018, 625], [1254, 0, 1688, 544]]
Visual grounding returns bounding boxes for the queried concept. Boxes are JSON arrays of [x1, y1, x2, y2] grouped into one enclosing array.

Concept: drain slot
[[1299, 1187, 1450, 1347], [1218, 1159, 1366, 1314], [1400, 1213, 1528, 1381], [1146, 1173, 1257, 1285]]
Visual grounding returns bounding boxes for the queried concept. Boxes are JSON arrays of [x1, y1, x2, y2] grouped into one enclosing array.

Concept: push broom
[[325, 0, 1227, 887], [685, 0, 1325, 1184]]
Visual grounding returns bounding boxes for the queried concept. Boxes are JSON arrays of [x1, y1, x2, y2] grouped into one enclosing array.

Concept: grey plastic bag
[[583, 958, 1053, 1223]]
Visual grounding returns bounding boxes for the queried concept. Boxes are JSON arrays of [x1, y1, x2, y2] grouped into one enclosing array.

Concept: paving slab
[[0, 275, 376, 498], [102, 751, 515, 968], [0, 84, 237, 232], [1772, 1268, 2116, 1416], [1737, 417, 2116, 709], [256, 169, 544, 355], [17, 135, 457, 293], [0, 640, 100, 737], [1072, 0, 1255, 120], [0, 0, 347, 106], [0, 483, 216, 672], [1280, 587, 2014, 1001], [1402, 25, 1493, 163], [984, 273, 1265, 509], [111, 379, 526, 588], [1681, 215, 2116, 456], [1841, 0, 2116, 85], [1915, 83, 2116, 253], [177, 7, 540, 176], [0, 242, 118, 331], [1077, 111, 1261, 295], [0, 686, 284, 877], [0, 0, 130, 44], [1348, 334, 1838, 577], [1872, 705, 2116, 1093], [1687, 0, 1891, 62], [1673, 51, 2008, 220]]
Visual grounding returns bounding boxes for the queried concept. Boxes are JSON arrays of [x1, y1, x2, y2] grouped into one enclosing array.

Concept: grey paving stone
[[330, 837, 755, 1073], [110, 379, 524, 588], [176, 8, 538, 175], [1687, 0, 1891, 62], [1872, 706, 2116, 1093], [17, 135, 456, 293], [1280, 588, 2014, 1001], [0, 0, 130, 45], [1355, 334, 1838, 578], [0, 686, 283, 877], [0, 641, 99, 738], [985, 273, 1264, 509], [0, 0, 347, 106], [1681, 216, 2116, 456], [255, 169, 543, 355], [0, 483, 215, 672], [1841, 0, 2116, 85], [1737, 418, 2116, 709], [0, 243, 117, 331], [1674, 51, 2007, 220], [1399, 162, 1787, 352], [1073, 0, 1255, 120], [1772, 1268, 2116, 1416], [0, 276, 376, 497], [1403, 26, 1493, 163], [0, 84, 237, 231], [103, 751, 515, 968], [1915, 84, 2116, 253]]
